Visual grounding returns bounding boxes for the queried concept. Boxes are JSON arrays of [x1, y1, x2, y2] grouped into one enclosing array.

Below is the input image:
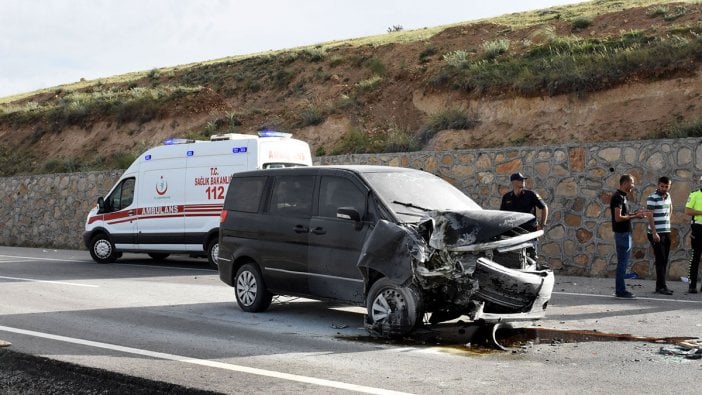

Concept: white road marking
[[554, 291, 702, 304], [0, 276, 98, 288], [119, 263, 214, 272], [0, 325, 412, 395], [0, 254, 86, 263]]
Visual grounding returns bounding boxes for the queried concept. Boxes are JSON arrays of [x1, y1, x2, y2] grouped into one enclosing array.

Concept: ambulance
[[83, 131, 312, 267]]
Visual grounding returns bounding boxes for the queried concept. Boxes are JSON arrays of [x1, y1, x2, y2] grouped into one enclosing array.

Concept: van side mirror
[[337, 207, 361, 222], [97, 197, 105, 214]]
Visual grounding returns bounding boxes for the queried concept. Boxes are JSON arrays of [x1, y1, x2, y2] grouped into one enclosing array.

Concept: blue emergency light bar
[[232, 147, 248, 153], [258, 130, 291, 138], [145, 154, 152, 160], [187, 150, 194, 157], [163, 138, 195, 145]]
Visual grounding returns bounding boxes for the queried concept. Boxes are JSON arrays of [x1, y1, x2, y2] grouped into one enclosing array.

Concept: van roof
[[232, 165, 422, 178]]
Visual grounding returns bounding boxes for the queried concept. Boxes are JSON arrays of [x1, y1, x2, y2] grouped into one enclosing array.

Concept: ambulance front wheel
[[206, 238, 219, 269], [89, 234, 118, 264]]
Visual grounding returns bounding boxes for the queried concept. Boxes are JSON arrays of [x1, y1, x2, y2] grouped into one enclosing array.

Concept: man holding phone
[[610, 174, 646, 298]]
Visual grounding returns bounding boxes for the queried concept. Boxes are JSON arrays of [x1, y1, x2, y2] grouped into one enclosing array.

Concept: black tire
[[234, 263, 272, 312], [366, 278, 423, 337], [148, 253, 170, 261], [89, 234, 118, 264], [206, 238, 219, 269]]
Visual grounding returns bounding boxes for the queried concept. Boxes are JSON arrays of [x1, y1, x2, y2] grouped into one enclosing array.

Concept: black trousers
[[647, 232, 671, 290], [689, 224, 702, 289]]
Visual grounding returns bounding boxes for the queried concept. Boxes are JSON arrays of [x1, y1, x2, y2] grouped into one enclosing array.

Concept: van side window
[[268, 176, 314, 217], [224, 177, 267, 213], [318, 176, 365, 218], [107, 178, 135, 212]]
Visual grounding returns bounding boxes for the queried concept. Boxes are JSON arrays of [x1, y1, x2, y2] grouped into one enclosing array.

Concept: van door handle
[[128, 210, 134, 216], [293, 225, 309, 233], [310, 227, 326, 235]]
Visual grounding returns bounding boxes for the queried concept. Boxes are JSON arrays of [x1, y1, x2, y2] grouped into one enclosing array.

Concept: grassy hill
[[1, 0, 701, 176]]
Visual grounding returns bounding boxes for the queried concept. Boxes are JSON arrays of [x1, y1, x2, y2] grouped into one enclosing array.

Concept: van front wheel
[[366, 278, 423, 337], [235, 263, 272, 312], [89, 234, 118, 264]]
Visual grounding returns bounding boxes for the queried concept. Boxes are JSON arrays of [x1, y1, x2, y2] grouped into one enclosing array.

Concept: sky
[[0, 0, 584, 98]]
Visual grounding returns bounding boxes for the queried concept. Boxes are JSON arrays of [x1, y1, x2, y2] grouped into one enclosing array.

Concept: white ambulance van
[[83, 131, 312, 267]]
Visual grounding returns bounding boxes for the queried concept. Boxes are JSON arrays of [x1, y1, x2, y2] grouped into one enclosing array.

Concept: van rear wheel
[[89, 234, 118, 264], [235, 263, 272, 312]]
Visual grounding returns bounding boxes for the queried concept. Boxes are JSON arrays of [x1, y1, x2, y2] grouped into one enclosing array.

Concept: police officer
[[684, 176, 702, 293], [500, 172, 549, 232]]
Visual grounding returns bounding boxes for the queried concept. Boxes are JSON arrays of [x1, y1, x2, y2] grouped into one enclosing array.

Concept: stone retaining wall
[[2, 138, 700, 279]]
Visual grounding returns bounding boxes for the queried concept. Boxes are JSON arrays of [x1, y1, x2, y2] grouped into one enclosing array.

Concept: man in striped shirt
[[646, 176, 673, 295]]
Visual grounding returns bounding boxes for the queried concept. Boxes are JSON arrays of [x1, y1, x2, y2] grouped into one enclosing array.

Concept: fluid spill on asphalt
[[338, 322, 696, 355]]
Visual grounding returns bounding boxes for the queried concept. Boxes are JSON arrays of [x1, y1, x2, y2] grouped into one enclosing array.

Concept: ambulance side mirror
[[97, 197, 105, 214]]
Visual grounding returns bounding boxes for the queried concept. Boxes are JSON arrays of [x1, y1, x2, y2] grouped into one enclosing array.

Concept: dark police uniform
[[500, 189, 547, 232]]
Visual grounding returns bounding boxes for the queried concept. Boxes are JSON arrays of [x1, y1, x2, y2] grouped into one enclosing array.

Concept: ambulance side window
[[107, 178, 135, 212]]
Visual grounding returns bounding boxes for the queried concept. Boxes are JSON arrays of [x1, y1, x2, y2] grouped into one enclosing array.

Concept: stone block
[[569, 147, 585, 172], [556, 177, 578, 197], [576, 228, 593, 243], [565, 214, 581, 226], [585, 203, 602, 218], [495, 158, 522, 175], [599, 147, 621, 162]]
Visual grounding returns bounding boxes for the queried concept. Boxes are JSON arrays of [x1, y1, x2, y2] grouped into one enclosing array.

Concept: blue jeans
[[614, 232, 632, 295]]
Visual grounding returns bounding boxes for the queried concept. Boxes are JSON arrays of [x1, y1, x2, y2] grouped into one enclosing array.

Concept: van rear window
[[224, 177, 267, 213]]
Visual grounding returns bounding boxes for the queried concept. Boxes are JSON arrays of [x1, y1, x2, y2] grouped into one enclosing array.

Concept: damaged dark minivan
[[218, 165, 554, 336]]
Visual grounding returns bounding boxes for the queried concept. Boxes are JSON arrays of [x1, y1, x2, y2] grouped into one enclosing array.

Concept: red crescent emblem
[[156, 176, 168, 196]]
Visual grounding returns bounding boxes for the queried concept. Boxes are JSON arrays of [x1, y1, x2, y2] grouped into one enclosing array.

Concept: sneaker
[[616, 291, 636, 298], [688, 288, 698, 294], [624, 272, 640, 279], [655, 288, 674, 295]]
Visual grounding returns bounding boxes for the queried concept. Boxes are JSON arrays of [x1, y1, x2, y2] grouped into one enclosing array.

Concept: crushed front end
[[358, 209, 554, 329], [413, 209, 554, 323]]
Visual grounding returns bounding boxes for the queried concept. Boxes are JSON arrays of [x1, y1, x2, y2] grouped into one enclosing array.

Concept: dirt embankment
[[0, 3, 700, 172]]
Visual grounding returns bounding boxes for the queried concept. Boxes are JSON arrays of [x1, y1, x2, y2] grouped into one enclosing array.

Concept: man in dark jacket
[[500, 172, 548, 232]]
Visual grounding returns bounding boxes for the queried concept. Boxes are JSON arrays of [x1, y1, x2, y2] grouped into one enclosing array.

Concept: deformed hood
[[425, 209, 535, 250]]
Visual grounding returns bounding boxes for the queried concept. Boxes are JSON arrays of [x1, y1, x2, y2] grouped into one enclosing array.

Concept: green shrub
[[335, 94, 357, 110], [572, 16, 593, 31], [330, 127, 419, 155], [365, 57, 386, 76], [0, 145, 34, 176], [356, 75, 383, 92], [481, 39, 510, 60], [41, 157, 82, 173], [419, 109, 480, 143], [328, 55, 344, 67], [650, 119, 702, 139], [331, 128, 370, 155], [301, 106, 326, 126], [443, 50, 470, 67], [302, 47, 326, 62], [433, 29, 702, 97], [273, 70, 293, 88], [387, 25, 403, 33], [419, 46, 437, 63]]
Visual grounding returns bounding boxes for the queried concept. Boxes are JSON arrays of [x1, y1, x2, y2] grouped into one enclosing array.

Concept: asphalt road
[[1, 246, 702, 394]]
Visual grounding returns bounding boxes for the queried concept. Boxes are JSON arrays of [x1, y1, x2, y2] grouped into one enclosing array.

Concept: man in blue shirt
[[646, 176, 673, 295]]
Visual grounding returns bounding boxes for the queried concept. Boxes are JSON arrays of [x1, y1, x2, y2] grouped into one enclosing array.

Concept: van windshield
[[362, 170, 482, 223]]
